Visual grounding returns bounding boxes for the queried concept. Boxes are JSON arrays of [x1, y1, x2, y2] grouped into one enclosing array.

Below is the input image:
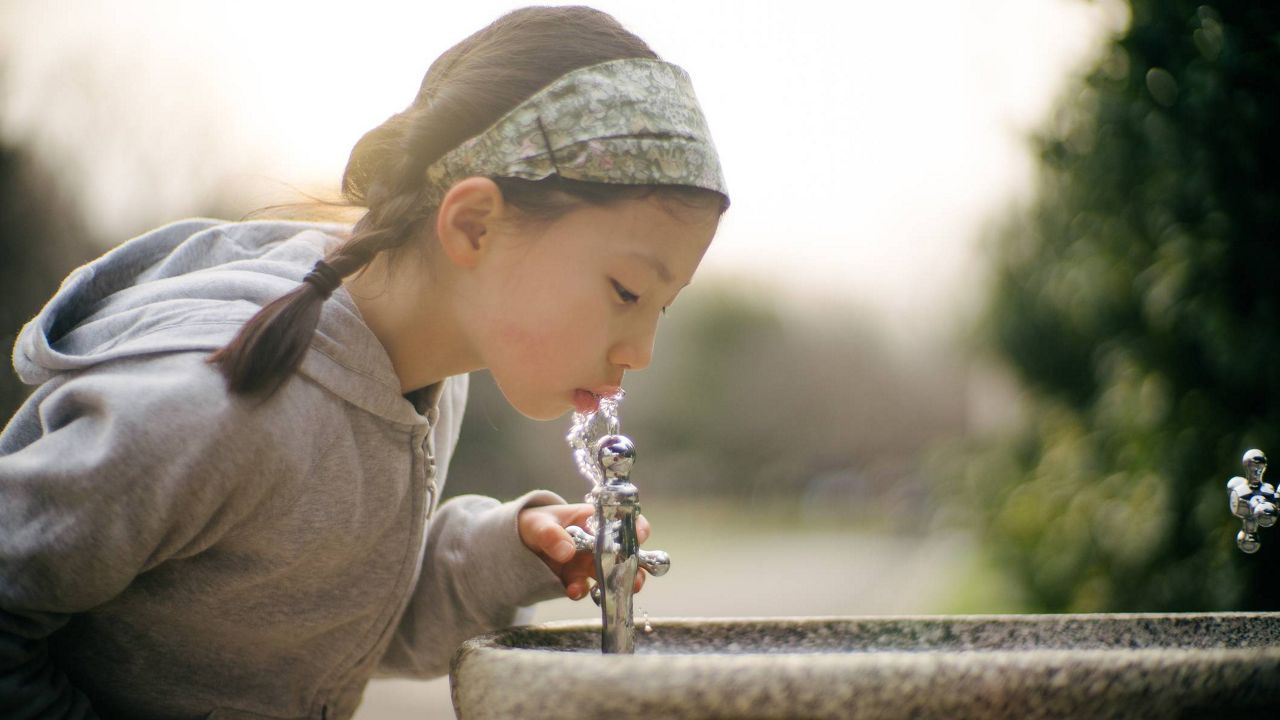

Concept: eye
[[611, 279, 640, 304]]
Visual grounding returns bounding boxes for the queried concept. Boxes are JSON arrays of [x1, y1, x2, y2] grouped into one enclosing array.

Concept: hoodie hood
[[12, 218, 433, 425]]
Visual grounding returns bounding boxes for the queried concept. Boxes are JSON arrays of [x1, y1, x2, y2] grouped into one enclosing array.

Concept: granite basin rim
[[450, 613, 1280, 720], [466, 611, 1280, 654]]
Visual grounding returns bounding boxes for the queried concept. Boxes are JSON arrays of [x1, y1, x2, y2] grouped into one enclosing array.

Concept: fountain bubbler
[[564, 393, 670, 653]]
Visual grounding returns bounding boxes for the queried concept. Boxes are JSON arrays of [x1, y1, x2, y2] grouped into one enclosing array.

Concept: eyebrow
[[628, 251, 673, 283]]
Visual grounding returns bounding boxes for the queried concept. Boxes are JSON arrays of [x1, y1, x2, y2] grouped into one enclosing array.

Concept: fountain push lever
[[1227, 449, 1277, 553], [565, 434, 670, 653]]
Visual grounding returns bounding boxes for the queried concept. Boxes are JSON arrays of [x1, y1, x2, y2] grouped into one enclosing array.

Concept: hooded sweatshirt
[[0, 218, 567, 720]]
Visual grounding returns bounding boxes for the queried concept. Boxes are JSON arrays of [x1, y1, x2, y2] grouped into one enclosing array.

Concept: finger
[[633, 569, 647, 594], [565, 572, 598, 601], [567, 503, 596, 527], [636, 513, 651, 544], [558, 553, 596, 587], [525, 513, 576, 564], [566, 579, 590, 601], [545, 502, 595, 529]]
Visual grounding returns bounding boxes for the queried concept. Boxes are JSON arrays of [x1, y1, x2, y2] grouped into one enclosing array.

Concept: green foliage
[[954, 1, 1280, 610]]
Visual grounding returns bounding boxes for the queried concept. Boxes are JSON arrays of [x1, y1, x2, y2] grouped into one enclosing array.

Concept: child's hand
[[517, 503, 651, 601]]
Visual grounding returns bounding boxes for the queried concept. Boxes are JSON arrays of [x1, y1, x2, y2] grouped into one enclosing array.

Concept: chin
[[505, 395, 571, 422], [516, 406, 571, 422]]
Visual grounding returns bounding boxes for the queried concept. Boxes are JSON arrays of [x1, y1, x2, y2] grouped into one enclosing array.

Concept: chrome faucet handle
[[573, 551, 668, 607], [566, 520, 668, 601], [566, 525, 595, 553], [637, 549, 671, 576], [1227, 449, 1277, 553]]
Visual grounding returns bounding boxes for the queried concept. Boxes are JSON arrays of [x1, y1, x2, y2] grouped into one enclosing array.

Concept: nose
[[608, 322, 656, 372]]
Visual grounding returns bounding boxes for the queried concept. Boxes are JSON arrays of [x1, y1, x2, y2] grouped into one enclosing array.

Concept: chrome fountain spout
[[564, 395, 670, 653], [1227, 449, 1277, 553], [568, 436, 671, 653]]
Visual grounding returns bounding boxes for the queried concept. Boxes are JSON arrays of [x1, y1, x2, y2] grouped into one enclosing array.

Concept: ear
[[435, 177, 505, 269]]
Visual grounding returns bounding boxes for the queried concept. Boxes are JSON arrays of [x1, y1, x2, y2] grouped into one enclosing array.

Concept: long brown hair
[[208, 6, 726, 399]]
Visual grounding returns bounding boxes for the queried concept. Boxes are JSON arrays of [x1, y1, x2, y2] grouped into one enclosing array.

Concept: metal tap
[[565, 434, 670, 653], [1227, 449, 1277, 553]]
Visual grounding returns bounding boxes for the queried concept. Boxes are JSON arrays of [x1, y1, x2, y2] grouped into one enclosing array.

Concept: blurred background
[[3, 0, 1277, 717]]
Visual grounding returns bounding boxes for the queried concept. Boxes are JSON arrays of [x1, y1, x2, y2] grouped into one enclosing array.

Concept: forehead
[[584, 196, 719, 259]]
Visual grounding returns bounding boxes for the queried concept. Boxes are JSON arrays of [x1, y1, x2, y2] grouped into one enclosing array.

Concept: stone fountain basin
[[450, 613, 1280, 719]]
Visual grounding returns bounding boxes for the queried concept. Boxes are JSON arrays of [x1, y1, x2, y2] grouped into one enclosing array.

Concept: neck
[[343, 253, 478, 394]]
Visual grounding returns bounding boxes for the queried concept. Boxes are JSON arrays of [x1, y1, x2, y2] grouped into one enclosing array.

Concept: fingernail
[[553, 540, 575, 562]]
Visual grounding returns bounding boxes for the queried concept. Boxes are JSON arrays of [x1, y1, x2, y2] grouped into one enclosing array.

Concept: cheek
[[494, 319, 550, 360], [480, 260, 609, 378], [492, 313, 577, 369], [496, 305, 613, 386]]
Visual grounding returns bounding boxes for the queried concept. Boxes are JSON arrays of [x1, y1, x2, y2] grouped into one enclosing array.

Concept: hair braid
[[207, 176, 432, 399]]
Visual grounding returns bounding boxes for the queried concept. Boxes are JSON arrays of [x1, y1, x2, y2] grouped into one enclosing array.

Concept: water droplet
[[642, 608, 653, 634]]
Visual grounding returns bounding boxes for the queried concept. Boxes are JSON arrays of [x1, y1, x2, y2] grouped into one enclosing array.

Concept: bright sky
[[0, 0, 1126, 339]]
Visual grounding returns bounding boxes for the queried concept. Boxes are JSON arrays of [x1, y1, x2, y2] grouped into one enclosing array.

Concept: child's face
[[465, 196, 719, 420]]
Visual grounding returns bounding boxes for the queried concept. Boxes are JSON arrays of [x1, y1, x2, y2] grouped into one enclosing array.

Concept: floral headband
[[422, 57, 729, 207]]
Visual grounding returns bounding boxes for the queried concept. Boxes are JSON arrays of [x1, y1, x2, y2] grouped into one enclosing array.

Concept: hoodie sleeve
[[376, 489, 569, 678], [0, 353, 287, 719]]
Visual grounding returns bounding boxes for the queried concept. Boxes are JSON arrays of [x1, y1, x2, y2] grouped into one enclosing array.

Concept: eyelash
[[611, 279, 640, 304], [611, 279, 669, 315]]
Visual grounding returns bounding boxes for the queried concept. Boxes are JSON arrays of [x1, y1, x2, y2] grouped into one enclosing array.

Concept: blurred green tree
[[952, 1, 1280, 610]]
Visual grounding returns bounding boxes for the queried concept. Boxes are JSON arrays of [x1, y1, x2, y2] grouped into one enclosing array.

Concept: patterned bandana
[[422, 58, 728, 207]]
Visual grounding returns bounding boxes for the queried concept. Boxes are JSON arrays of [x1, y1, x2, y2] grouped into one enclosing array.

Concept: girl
[[0, 6, 727, 719]]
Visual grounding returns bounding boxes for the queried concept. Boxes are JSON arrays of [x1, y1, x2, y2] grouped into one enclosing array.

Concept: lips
[[573, 386, 623, 413], [572, 389, 599, 413]]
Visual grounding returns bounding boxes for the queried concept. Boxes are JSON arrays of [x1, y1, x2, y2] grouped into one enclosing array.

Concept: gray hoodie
[[0, 218, 567, 720]]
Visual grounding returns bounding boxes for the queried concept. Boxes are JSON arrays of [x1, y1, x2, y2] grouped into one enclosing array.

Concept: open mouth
[[573, 389, 602, 413], [573, 387, 622, 413]]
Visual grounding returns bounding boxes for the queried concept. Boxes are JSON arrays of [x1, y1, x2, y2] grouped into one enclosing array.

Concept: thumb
[[519, 507, 577, 564]]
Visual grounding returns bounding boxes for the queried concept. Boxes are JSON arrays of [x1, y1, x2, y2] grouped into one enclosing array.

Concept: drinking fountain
[[448, 421, 1280, 719]]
